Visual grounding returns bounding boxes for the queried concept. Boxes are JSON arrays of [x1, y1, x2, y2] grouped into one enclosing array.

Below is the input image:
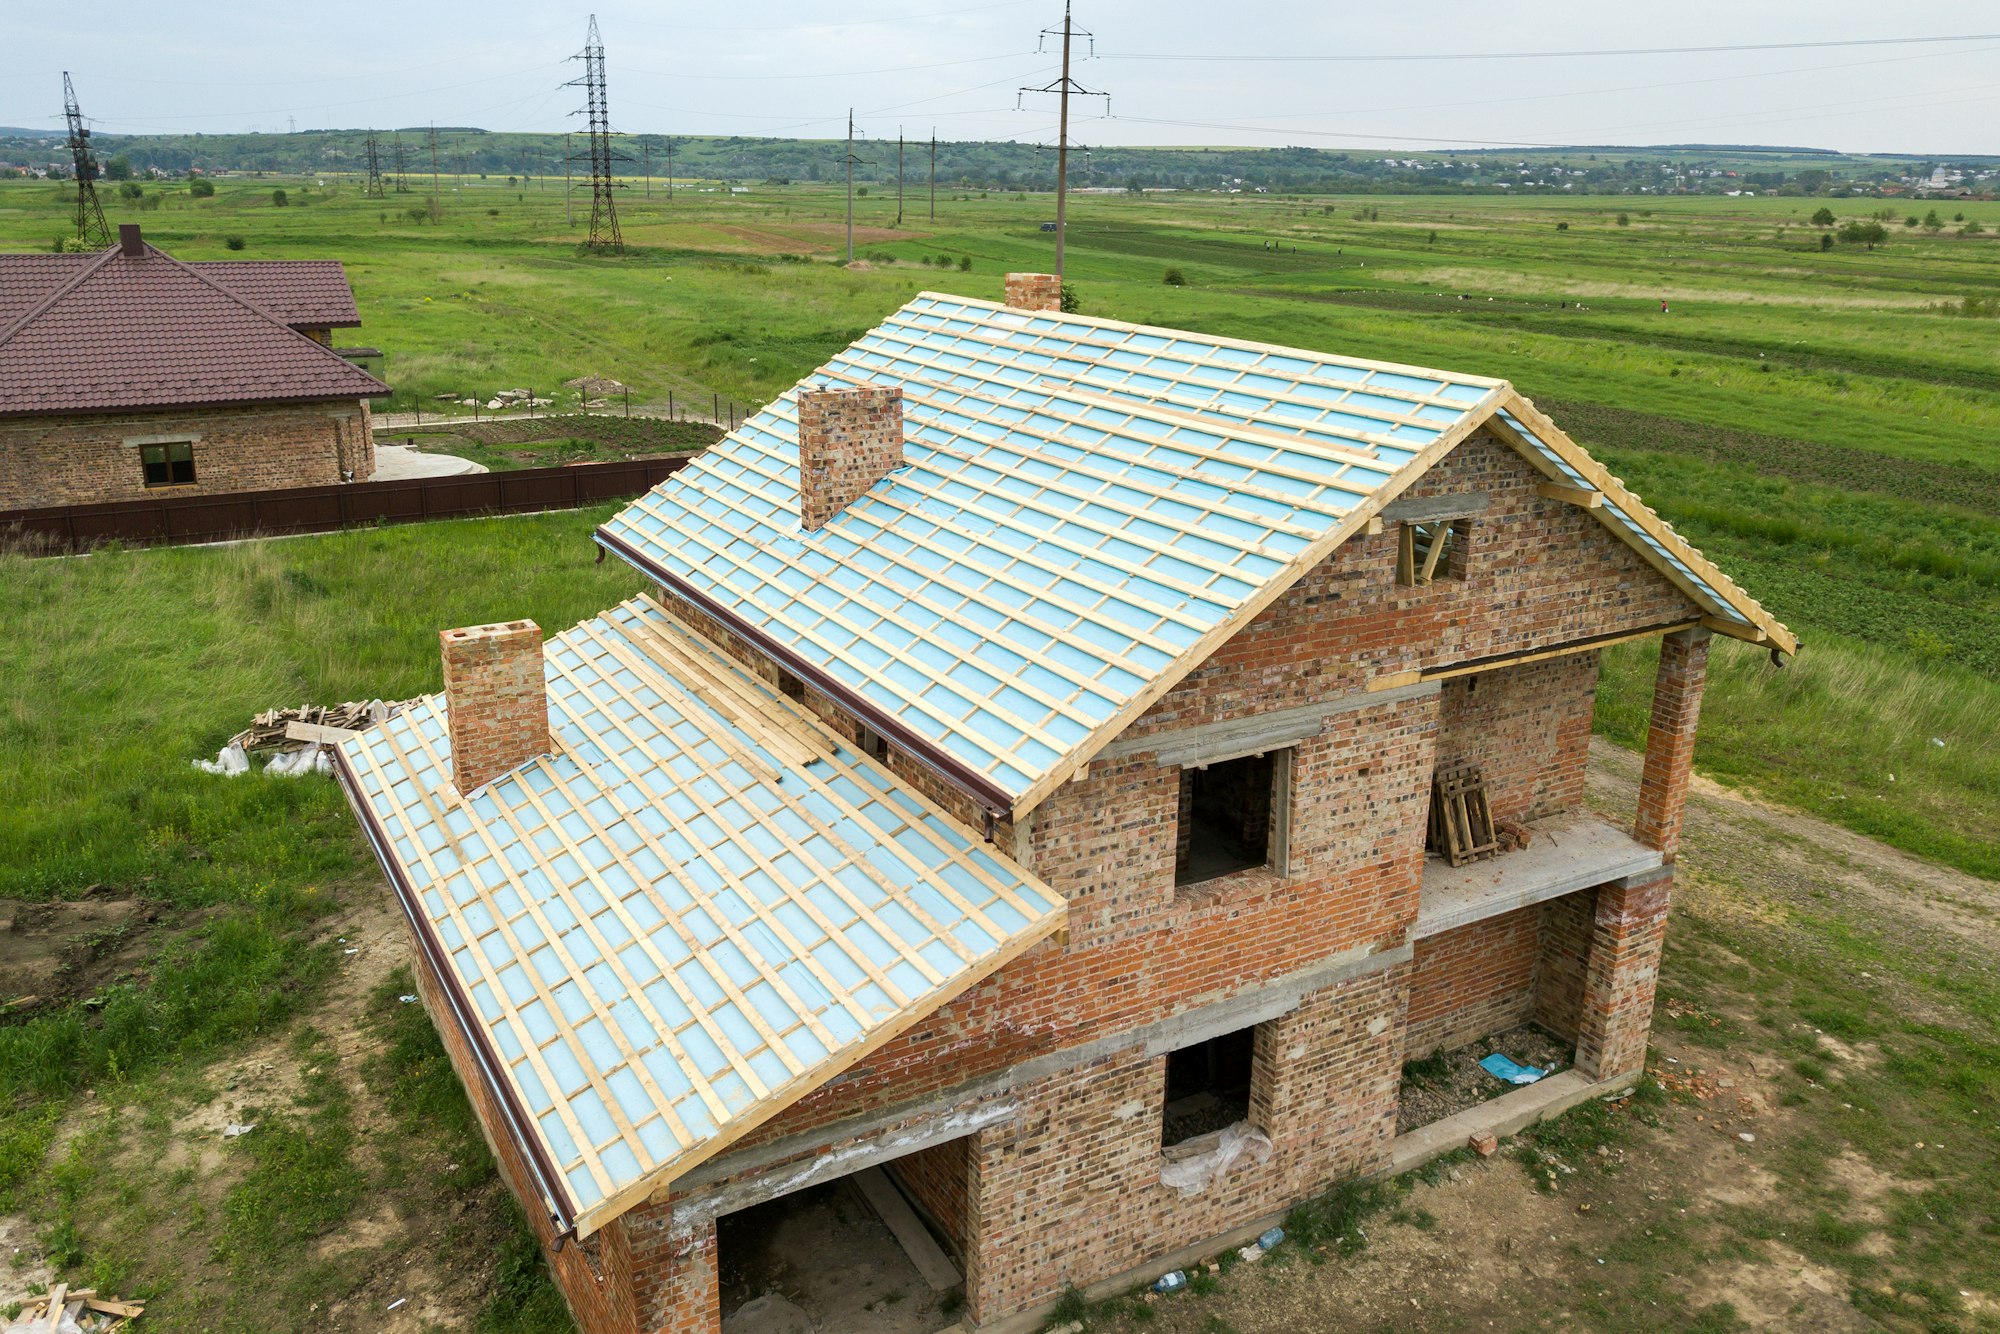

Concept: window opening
[[1397, 519, 1463, 586], [141, 440, 195, 487], [1162, 1027, 1256, 1147], [1175, 750, 1282, 887]]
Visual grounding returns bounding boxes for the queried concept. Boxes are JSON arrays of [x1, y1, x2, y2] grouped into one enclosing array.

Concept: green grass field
[[1, 171, 1996, 1328], [5, 171, 1989, 875]]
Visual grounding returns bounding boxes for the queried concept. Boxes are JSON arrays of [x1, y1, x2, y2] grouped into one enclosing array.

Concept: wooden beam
[[1367, 669, 1425, 692], [1381, 491, 1489, 524], [1421, 620, 1701, 683], [853, 1166, 964, 1291], [1535, 481, 1603, 509], [1702, 614, 1764, 643], [285, 720, 360, 745]]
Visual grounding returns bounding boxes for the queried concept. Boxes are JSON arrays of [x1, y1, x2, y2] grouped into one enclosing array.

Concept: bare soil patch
[[0, 891, 181, 1015]]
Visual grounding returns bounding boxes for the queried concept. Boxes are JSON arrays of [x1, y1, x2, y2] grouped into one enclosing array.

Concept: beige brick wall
[[0, 399, 375, 510]]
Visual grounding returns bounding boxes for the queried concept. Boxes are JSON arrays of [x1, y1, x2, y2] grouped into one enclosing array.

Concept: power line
[[1100, 32, 2000, 64], [1019, 1, 1108, 282]]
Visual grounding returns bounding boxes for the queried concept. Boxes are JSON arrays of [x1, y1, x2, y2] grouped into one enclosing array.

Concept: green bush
[[189, 177, 215, 198], [1163, 266, 1186, 287], [271, 188, 288, 207], [224, 235, 246, 251]]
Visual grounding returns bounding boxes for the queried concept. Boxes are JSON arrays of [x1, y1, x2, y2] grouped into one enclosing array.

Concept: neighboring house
[[336, 274, 1794, 1334], [0, 224, 385, 509]]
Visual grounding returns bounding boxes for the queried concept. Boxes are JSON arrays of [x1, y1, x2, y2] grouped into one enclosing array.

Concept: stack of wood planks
[[1, 1283, 145, 1331], [228, 698, 419, 753]]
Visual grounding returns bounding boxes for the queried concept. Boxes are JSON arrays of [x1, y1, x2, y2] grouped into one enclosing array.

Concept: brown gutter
[[330, 746, 580, 1242], [595, 525, 1017, 821]]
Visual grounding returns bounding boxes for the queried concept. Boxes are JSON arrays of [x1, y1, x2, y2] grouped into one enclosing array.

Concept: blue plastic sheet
[[1480, 1053, 1547, 1086]]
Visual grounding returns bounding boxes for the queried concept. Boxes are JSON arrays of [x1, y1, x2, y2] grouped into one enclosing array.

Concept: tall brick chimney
[[440, 620, 549, 793], [796, 385, 903, 531], [1004, 272, 1061, 312]]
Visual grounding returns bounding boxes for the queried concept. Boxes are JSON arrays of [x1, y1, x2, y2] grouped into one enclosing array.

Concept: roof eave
[[1484, 392, 1799, 657]]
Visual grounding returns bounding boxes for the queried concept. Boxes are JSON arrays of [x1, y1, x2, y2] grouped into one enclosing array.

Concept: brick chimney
[[440, 620, 549, 793], [1004, 272, 1061, 312], [118, 224, 144, 257], [797, 385, 903, 531]]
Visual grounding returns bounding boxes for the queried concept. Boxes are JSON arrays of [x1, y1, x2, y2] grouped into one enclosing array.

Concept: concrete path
[[372, 404, 732, 431], [371, 444, 487, 480]]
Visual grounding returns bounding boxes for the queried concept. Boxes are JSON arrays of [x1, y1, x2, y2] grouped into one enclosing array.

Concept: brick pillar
[[1004, 272, 1062, 312], [629, 1201, 720, 1334], [1574, 872, 1672, 1081], [796, 385, 903, 532], [1632, 626, 1710, 858], [441, 620, 549, 794]]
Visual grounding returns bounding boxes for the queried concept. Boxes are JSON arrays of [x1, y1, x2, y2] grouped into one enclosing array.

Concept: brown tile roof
[[0, 254, 364, 331], [187, 260, 362, 329], [0, 240, 387, 418], [0, 255, 92, 328]]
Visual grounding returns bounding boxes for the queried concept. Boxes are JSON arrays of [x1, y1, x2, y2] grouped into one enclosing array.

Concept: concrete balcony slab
[[1415, 812, 1662, 940]]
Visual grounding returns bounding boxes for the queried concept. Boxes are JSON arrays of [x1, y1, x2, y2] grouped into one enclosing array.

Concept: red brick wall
[[1532, 889, 1598, 1042], [1435, 653, 1598, 826], [886, 1136, 971, 1258], [1122, 430, 1696, 745], [0, 399, 374, 509], [1576, 872, 1673, 1080], [1405, 907, 1540, 1057], [965, 962, 1408, 1321]]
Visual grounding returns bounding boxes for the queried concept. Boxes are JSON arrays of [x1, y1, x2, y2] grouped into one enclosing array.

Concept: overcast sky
[[8, 1, 1996, 155]]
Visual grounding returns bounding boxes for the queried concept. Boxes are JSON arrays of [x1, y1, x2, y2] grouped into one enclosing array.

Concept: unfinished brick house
[[0, 224, 384, 509], [335, 274, 1794, 1333]]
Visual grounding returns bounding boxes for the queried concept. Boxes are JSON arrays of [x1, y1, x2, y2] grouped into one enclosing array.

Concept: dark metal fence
[[0, 456, 692, 556]]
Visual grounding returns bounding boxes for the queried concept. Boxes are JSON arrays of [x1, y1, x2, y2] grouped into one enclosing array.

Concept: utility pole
[[363, 130, 384, 198], [391, 131, 410, 192], [60, 72, 110, 249], [428, 123, 442, 223], [929, 130, 937, 222], [642, 136, 650, 197], [565, 133, 573, 227], [841, 109, 871, 263], [896, 129, 904, 228], [1020, 2, 1109, 281], [666, 136, 675, 203]]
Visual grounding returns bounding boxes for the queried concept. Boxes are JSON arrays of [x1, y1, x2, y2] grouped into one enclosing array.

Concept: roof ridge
[[915, 288, 1511, 390], [0, 243, 123, 352]]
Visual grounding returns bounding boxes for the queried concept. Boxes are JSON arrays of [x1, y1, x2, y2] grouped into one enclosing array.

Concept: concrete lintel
[[671, 1097, 1019, 1226], [120, 432, 201, 448], [670, 942, 1413, 1211], [1140, 941, 1411, 1058], [1099, 680, 1440, 766], [1380, 490, 1489, 524]]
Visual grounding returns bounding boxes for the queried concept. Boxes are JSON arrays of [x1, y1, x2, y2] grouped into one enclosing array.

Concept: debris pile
[[193, 698, 419, 779], [0, 1284, 145, 1331], [562, 375, 627, 396], [484, 387, 552, 410]]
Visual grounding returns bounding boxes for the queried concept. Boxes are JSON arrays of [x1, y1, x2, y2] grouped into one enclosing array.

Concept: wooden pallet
[[1428, 763, 1499, 867]]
